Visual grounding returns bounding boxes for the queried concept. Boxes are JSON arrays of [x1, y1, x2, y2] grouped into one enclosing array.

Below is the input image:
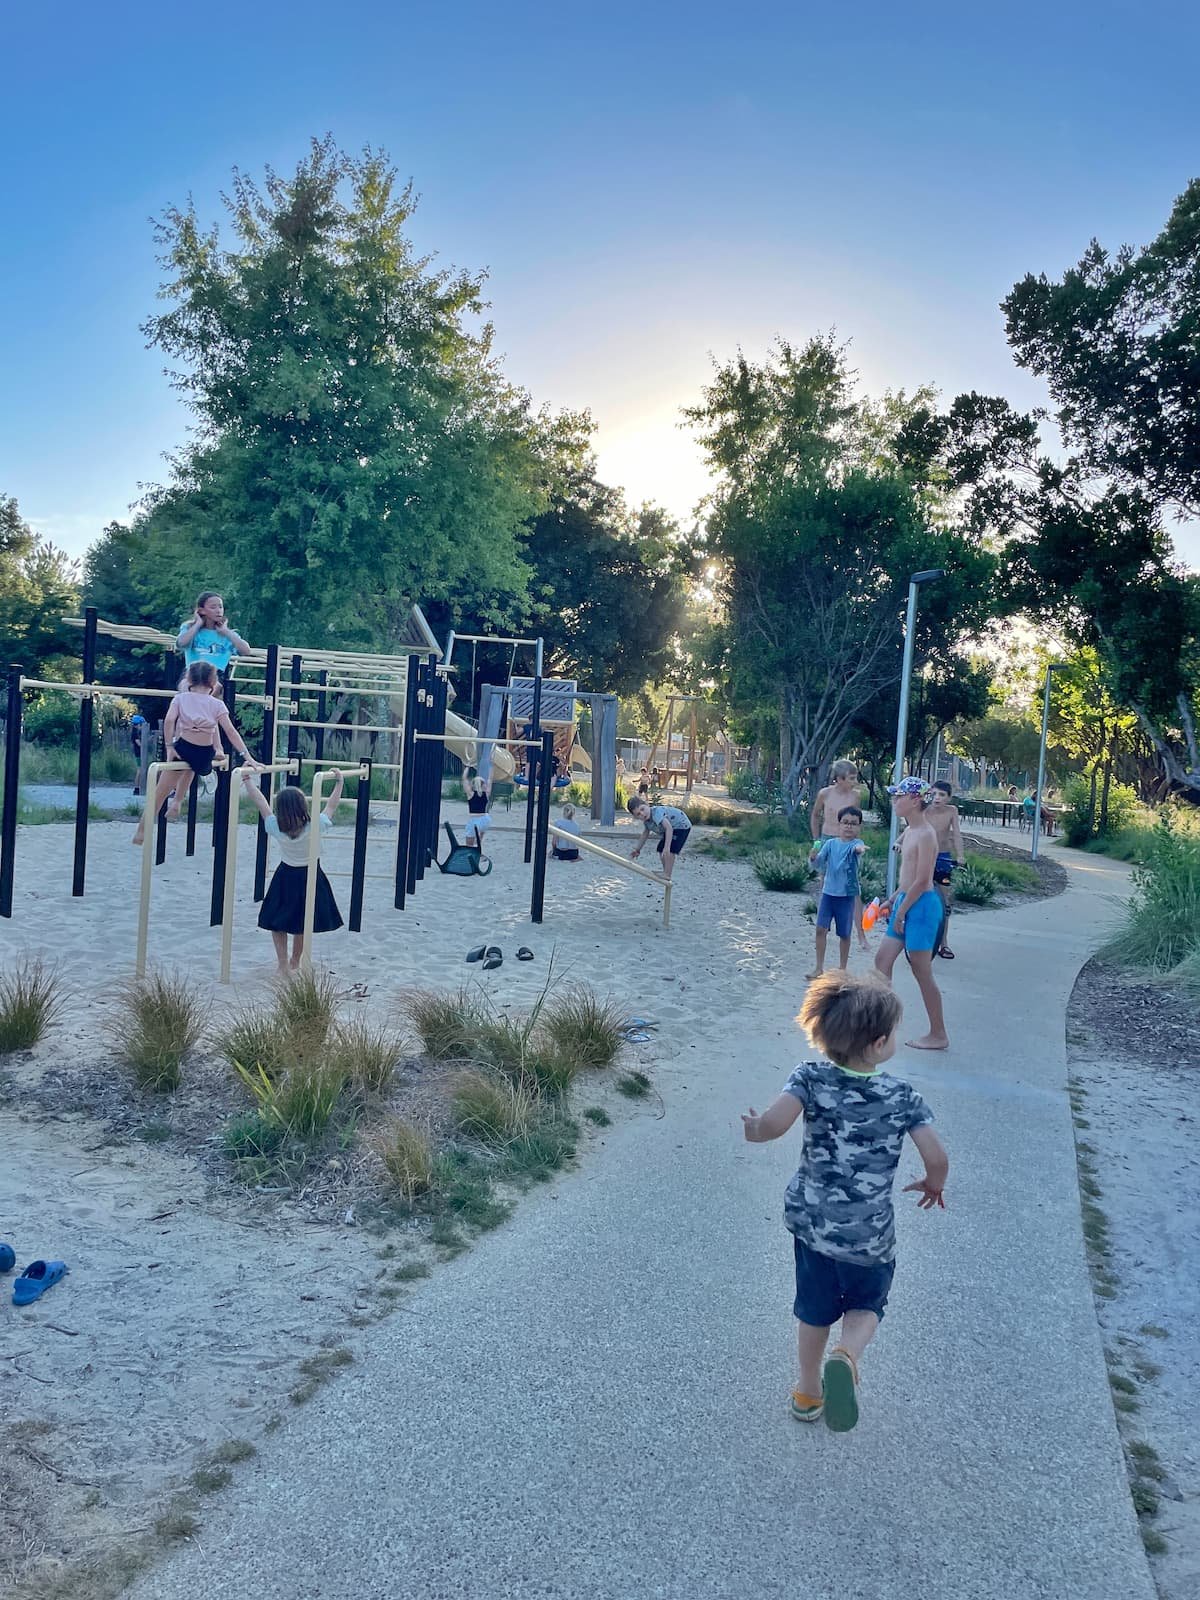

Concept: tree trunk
[[1087, 766, 1099, 835], [1098, 743, 1115, 834]]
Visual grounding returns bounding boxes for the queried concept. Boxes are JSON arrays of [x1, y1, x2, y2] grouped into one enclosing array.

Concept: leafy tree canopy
[[0, 493, 80, 679]]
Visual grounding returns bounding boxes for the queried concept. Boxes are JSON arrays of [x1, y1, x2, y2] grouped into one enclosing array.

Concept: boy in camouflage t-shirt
[[742, 970, 949, 1432]]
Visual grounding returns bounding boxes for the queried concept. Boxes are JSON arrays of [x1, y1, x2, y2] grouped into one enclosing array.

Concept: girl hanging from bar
[[131, 663, 256, 845]]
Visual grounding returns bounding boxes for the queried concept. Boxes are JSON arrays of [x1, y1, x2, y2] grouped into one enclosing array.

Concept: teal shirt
[[178, 625, 246, 673]]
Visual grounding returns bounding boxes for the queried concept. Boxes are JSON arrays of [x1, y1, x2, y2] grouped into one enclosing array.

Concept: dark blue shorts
[[656, 829, 690, 857], [817, 892, 855, 939], [792, 1236, 894, 1326]]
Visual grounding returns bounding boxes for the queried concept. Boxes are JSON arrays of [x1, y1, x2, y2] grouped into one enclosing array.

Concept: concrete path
[[133, 850, 1152, 1600]]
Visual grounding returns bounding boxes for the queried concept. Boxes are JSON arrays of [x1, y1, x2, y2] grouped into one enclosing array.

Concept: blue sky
[[2, 0, 1198, 563]]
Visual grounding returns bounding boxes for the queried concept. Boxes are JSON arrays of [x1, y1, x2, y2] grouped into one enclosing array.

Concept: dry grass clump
[[216, 1007, 296, 1081], [273, 968, 339, 1048], [371, 1117, 436, 1201], [400, 986, 489, 1059], [541, 988, 625, 1072], [451, 1070, 537, 1145], [0, 959, 63, 1054], [113, 970, 208, 1091], [325, 1017, 404, 1096]]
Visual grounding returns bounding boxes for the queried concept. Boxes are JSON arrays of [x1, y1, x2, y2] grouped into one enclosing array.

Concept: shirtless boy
[[874, 777, 949, 1050], [929, 780, 965, 960], [811, 761, 867, 948]]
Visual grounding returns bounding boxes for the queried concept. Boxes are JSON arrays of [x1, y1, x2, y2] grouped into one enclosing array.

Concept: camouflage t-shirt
[[782, 1061, 933, 1266]]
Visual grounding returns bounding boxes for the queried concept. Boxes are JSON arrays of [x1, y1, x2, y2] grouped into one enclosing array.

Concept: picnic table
[[957, 797, 1063, 834]]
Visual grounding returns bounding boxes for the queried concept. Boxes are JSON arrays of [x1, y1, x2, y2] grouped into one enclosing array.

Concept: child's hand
[[741, 1109, 762, 1141], [631, 846, 641, 859], [903, 1176, 946, 1210], [854, 841, 866, 854]]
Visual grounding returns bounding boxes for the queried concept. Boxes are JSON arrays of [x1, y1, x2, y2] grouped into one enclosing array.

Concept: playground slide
[[444, 709, 516, 781]]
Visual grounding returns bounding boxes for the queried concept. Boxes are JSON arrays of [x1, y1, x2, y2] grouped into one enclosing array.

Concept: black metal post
[[287, 654, 302, 764], [409, 667, 430, 894], [72, 606, 98, 896], [1, 666, 23, 918], [185, 776, 199, 856], [348, 759, 371, 933], [253, 644, 280, 901], [427, 665, 448, 865], [523, 671, 544, 864], [315, 670, 328, 764], [394, 658, 419, 910], [209, 766, 232, 926], [529, 730, 555, 924]]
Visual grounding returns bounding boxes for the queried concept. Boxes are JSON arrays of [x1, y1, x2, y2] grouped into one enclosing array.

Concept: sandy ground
[[0, 805, 812, 1595]]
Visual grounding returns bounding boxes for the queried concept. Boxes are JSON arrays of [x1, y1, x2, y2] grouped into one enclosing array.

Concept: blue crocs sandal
[[0, 1243, 14, 1274], [13, 1260, 67, 1306]]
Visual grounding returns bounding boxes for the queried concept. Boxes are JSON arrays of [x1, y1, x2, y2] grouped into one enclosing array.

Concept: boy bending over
[[742, 970, 949, 1432]]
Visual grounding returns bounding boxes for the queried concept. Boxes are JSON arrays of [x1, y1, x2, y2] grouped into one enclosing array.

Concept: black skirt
[[174, 736, 216, 776], [257, 862, 344, 936]]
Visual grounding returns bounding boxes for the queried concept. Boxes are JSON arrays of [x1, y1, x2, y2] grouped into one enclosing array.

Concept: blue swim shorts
[[792, 1237, 894, 1326], [817, 892, 855, 939], [884, 888, 943, 952]]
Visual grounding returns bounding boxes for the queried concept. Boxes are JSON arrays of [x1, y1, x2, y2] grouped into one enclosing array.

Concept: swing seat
[[438, 822, 493, 877]]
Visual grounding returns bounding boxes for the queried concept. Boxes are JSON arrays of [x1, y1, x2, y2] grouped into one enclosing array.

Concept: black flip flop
[[482, 946, 503, 970], [938, 949, 956, 960], [466, 945, 487, 963], [516, 947, 534, 962]]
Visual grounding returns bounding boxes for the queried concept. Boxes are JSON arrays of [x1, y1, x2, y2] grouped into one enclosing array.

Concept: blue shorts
[[934, 852, 955, 886], [817, 892, 855, 939], [656, 830, 690, 857], [792, 1237, 894, 1326], [885, 889, 943, 953]]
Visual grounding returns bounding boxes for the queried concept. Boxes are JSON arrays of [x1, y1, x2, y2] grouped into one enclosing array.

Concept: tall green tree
[[684, 337, 997, 811], [139, 137, 549, 647], [0, 493, 80, 678]]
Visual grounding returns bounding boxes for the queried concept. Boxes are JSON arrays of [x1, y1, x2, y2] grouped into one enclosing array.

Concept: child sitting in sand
[[240, 769, 344, 975], [132, 662, 255, 844], [552, 802, 582, 861], [628, 798, 691, 880], [741, 969, 949, 1433], [807, 806, 867, 978]]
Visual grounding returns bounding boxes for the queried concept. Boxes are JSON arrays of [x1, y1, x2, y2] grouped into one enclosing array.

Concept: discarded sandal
[[482, 947, 503, 970], [13, 1260, 68, 1307], [516, 947, 534, 962], [0, 1243, 14, 1274], [466, 945, 487, 963]]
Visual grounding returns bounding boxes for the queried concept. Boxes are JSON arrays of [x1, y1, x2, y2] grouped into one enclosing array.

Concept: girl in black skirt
[[131, 662, 256, 844], [240, 769, 345, 976]]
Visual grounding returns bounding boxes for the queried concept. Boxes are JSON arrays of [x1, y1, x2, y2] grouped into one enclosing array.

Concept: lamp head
[[911, 568, 944, 585]]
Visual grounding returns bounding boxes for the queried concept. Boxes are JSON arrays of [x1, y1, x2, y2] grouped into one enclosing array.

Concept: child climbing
[[628, 798, 691, 880], [175, 591, 252, 676], [131, 662, 255, 844], [463, 773, 492, 856], [741, 969, 949, 1433], [241, 769, 345, 976]]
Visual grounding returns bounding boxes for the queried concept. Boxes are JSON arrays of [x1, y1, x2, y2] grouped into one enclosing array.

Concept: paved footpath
[[134, 850, 1152, 1600]]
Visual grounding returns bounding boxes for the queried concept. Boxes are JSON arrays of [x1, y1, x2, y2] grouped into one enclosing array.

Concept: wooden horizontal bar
[[547, 824, 667, 886], [19, 676, 271, 707]]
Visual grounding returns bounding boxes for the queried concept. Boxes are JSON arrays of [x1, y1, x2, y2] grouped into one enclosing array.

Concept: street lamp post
[[886, 569, 943, 897], [1031, 661, 1066, 863]]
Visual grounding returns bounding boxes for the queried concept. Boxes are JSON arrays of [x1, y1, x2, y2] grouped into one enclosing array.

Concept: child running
[[241, 769, 344, 976], [131, 662, 255, 844], [807, 806, 867, 978], [628, 798, 691, 880], [741, 969, 949, 1432]]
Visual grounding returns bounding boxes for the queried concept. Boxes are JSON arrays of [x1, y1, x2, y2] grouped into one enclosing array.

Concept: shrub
[[1063, 775, 1142, 847], [0, 960, 63, 1054], [326, 1018, 405, 1096], [235, 1056, 346, 1140], [224, 1112, 285, 1161], [1103, 819, 1200, 973], [696, 812, 808, 861], [970, 854, 1036, 891], [728, 770, 785, 811], [114, 971, 208, 1091], [216, 1007, 296, 1080], [752, 851, 813, 892], [372, 1118, 435, 1201], [954, 862, 999, 905], [683, 796, 742, 827], [451, 1070, 537, 1145], [541, 988, 625, 1072], [401, 987, 489, 1060], [274, 968, 339, 1048]]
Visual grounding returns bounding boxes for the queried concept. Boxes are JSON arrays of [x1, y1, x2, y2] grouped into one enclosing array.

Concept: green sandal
[[788, 1389, 823, 1423], [822, 1348, 859, 1432]]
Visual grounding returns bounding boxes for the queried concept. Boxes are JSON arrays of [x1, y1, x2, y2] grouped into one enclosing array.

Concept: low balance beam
[[547, 823, 672, 929]]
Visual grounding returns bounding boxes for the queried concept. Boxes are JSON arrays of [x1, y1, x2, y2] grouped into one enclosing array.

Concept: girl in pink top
[[131, 662, 256, 844]]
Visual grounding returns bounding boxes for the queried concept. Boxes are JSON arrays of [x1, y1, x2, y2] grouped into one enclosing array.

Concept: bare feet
[[276, 965, 292, 980], [166, 806, 181, 824], [131, 833, 143, 846], [805, 969, 823, 981], [906, 1033, 950, 1051]]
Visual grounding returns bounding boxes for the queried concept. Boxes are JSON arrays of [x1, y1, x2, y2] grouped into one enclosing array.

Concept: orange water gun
[[861, 898, 882, 931]]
